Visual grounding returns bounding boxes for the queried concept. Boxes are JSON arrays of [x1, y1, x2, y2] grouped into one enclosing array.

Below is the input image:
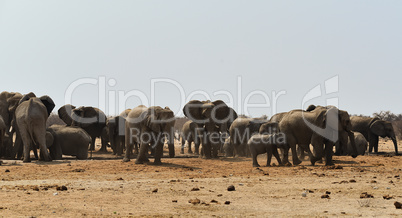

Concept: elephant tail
[[26, 99, 39, 145]]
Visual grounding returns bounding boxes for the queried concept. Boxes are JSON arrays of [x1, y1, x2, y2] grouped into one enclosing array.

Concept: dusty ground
[[0, 139, 402, 217]]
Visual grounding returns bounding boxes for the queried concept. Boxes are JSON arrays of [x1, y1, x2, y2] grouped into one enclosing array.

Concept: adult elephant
[[106, 109, 131, 156], [226, 117, 268, 157], [306, 105, 356, 157], [58, 105, 108, 152], [180, 120, 203, 154], [123, 105, 175, 165], [279, 106, 357, 166], [350, 116, 398, 155], [14, 94, 55, 162], [0, 91, 36, 159], [46, 125, 91, 160], [183, 100, 237, 159]]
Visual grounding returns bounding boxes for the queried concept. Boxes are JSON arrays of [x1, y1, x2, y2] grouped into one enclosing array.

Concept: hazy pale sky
[[1, 0, 401, 117]]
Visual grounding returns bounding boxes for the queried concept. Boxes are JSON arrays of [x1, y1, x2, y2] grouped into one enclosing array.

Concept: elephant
[[226, 117, 268, 157], [123, 105, 175, 164], [350, 116, 398, 155], [14, 94, 55, 162], [106, 109, 131, 156], [183, 100, 237, 159], [58, 104, 75, 126], [345, 131, 367, 156], [180, 120, 203, 154], [279, 106, 357, 166], [0, 91, 23, 134], [0, 91, 36, 159], [248, 122, 286, 167], [46, 125, 91, 160], [58, 105, 108, 153]]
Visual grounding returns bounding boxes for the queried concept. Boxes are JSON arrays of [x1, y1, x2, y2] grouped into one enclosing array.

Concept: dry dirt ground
[[1, 139, 402, 217]]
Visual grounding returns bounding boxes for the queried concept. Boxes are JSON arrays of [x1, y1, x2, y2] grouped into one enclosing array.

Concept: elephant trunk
[[165, 126, 175, 158], [347, 131, 358, 158], [391, 136, 398, 155]]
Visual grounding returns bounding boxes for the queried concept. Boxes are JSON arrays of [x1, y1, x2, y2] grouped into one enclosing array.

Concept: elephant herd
[[0, 91, 399, 167]]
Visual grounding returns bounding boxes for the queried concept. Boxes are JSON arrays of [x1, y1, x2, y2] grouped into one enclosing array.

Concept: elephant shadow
[[220, 157, 250, 163], [332, 159, 359, 165], [33, 160, 72, 165]]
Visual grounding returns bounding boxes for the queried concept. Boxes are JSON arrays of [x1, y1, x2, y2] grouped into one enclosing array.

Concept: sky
[[0, 0, 401, 117]]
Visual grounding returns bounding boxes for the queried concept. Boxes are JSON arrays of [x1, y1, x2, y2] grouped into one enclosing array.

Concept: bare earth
[[1, 139, 401, 217]]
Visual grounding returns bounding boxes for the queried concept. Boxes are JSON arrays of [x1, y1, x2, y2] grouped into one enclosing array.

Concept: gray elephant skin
[[124, 105, 175, 165], [226, 117, 268, 157], [248, 122, 286, 167], [106, 109, 131, 156], [0, 91, 36, 159], [346, 131, 367, 155], [58, 105, 108, 152], [47, 125, 91, 160], [278, 106, 357, 166], [180, 120, 203, 155], [183, 100, 237, 158], [15, 94, 55, 162], [350, 116, 398, 155]]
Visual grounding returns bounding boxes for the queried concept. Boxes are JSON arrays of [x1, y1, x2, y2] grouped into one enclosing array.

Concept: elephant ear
[[39, 95, 55, 116], [58, 104, 76, 126], [370, 120, 386, 137], [227, 107, 238, 128], [18, 93, 34, 105], [7, 94, 23, 114], [183, 100, 206, 124], [323, 107, 340, 131], [305, 104, 317, 112], [259, 122, 280, 134], [145, 109, 161, 133], [210, 100, 231, 124]]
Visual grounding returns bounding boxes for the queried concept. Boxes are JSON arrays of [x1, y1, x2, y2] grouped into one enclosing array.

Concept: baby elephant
[[47, 125, 91, 160], [248, 122, 286, 167]]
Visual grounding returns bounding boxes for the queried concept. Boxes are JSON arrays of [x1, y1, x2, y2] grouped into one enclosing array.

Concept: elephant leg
[[211, 142, 219, 158], [324, 141, 334, 166], [251, 152, 259, 167], [266, 151, 272, 167], [180, 137, 185, 154], [272, 145, 282, 166], [290, 143, 301, 166], [89, 137, 95, 151], [153, 140, 164, 165], [188, 138, 193, 154], [194, 139, 200, 155], [33, 145, 39, 160], [123, 137, 133, 162], [14, 133, 23, 160], [203, 138, 212, 159], [368, 133, 377, 153], [18, 128, 32, 163], [168, 141, 175, 158], [297, 145, 306, 160], [118, 136, 125, 156], [135, 132, 151, 164], [89, 137, 95, 159], [33, 126, 52, 162], [99, 137, 108, 152], [133, 143, 139, 156], [135, 141, 150, 164], [310, 137, 324, 166]]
